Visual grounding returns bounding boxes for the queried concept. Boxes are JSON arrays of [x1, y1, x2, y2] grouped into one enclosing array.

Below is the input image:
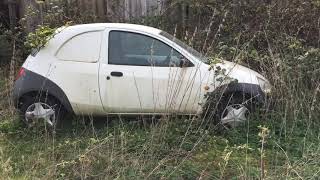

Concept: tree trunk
[[8, 0, 17, 30]]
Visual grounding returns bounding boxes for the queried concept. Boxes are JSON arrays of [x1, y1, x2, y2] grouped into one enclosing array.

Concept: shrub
[[0, 32, 12, 65]]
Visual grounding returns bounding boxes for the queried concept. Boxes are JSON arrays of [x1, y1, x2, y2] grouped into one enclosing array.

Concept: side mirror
[[179, 57, 193, 68]]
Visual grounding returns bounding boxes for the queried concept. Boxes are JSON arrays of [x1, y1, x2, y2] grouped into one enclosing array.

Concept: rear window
[[56, 31, 102, 62]]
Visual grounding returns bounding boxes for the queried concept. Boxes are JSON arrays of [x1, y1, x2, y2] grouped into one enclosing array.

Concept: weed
[[1, 0, 320, 179]]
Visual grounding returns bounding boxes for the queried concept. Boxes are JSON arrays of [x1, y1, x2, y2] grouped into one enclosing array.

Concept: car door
[[99, 29, 200, 114]]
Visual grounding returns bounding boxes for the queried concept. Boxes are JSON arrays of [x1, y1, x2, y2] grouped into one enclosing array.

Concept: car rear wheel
[[18, 94, 64, 131]]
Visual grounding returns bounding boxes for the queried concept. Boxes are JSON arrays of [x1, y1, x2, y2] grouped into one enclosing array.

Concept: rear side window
[[56, 31, 102, 62], [108, 31, 183, 67]]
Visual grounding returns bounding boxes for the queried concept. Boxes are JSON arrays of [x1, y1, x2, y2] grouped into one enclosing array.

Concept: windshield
[[160, 31, 208, 63]]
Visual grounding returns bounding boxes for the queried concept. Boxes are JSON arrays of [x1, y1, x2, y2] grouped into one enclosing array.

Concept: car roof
[[59, 23, 162, 35], [46, 23, 163, 55]]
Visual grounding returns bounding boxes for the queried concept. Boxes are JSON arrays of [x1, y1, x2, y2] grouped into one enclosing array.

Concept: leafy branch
[[24, 25, 56, 51]]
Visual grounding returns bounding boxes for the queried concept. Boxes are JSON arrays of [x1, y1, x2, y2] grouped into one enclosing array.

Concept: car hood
[[213, 60, 266, 85]]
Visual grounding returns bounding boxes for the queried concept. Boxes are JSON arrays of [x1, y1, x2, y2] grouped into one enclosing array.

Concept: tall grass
[[1, 0, 320, 179]]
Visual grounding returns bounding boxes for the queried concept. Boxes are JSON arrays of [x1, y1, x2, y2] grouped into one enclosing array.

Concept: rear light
[[16, 67, 26, 80]]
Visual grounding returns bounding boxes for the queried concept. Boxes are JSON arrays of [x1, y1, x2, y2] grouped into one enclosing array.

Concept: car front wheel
[[203, 93, 256, 130]]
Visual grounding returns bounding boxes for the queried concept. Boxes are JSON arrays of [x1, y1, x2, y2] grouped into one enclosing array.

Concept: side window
[[56, 31, 102, 62], [109, 31, 185, 67]]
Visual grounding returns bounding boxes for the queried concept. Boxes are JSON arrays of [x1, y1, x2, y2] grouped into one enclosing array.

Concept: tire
[[18, 93, 65, 131], [203, 92, 255, 130]]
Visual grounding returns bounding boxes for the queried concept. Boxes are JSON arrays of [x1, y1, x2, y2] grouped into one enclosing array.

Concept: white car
[[13, 23, 271, 129]]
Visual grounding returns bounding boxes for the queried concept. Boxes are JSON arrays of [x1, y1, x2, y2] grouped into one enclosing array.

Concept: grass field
[[1, 72, 320, 179], [1, 0, 320, 178]]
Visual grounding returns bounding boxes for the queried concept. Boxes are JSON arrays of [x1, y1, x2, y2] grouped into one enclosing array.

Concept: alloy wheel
[[220, 104, 249, 129], [25, 102, 56, 127]]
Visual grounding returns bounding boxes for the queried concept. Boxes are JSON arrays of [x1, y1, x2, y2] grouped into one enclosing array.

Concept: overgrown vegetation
[[24, 25, 56, 51], [1, 0, 320, 179]]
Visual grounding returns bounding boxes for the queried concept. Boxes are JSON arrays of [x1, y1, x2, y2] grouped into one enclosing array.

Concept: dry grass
[[1, 0, 320, 177], [1, 48, 320, 179]]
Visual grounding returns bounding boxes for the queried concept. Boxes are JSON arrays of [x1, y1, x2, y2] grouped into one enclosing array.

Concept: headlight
[[257, 76, 272, 94]]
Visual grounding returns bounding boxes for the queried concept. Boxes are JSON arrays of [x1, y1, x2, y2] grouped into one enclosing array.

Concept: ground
[[0, 74, 320, 179]]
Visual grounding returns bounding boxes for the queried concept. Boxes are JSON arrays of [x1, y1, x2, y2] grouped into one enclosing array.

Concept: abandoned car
[[13, 23, 271, 129]]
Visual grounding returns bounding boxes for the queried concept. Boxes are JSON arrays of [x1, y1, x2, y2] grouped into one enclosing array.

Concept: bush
[[0, 33, 11, 65]]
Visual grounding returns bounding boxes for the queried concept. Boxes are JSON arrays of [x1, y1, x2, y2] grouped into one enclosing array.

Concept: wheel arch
[[13, 69, 74, 114], [17, 91, 61, 108], [212, 83, 266, 104], [201, 82, 266, 120]]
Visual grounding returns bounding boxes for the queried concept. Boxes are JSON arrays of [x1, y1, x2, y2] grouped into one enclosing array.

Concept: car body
[[13, 23, 271, 128]]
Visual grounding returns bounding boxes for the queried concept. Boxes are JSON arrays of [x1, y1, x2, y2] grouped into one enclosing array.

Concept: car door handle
[[110, 71, 123, 77]]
